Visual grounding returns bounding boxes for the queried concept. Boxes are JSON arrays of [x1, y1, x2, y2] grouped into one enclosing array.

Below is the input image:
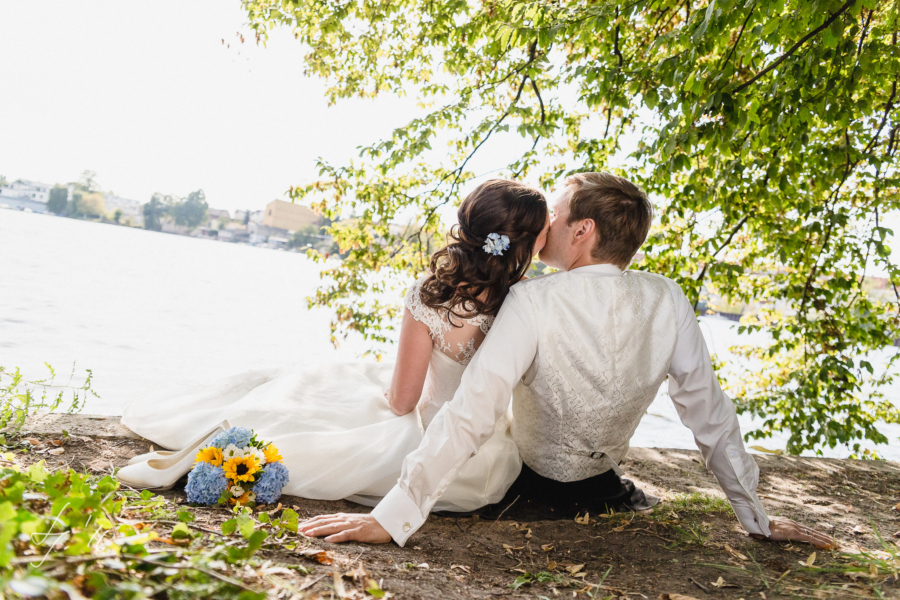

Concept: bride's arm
[[386, 308, 433, 416]]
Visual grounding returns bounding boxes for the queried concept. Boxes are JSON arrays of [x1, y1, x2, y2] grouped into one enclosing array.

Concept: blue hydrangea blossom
[[185, 461, 228, 504], [252, 462, 289, 504], [211, 427, 253, 450]]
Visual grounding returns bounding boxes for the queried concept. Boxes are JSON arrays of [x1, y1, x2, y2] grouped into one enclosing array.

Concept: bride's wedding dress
[[121, 277, 522, 512]]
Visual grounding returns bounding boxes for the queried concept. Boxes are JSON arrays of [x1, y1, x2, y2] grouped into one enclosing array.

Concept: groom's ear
[[572, 218, 597, 247]]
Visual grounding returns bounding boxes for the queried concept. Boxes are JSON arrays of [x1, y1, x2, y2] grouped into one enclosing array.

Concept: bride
[[120, 179, 550, 512]]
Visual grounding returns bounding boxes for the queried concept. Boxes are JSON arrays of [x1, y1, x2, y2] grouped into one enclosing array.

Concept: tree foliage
[[244, 0, 900, 455], [46, 186, 67, 215], [170, 189, 210, 229], [143, 194, 167, 232], [74, 192, 105, 218]]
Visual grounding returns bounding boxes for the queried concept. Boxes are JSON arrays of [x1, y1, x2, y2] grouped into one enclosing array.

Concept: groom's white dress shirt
[[372, 264, 771, 546]]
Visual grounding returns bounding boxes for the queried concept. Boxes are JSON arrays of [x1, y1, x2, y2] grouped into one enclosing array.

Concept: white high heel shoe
[[117, 420, 230, 490], [127, 450, 174, 466]]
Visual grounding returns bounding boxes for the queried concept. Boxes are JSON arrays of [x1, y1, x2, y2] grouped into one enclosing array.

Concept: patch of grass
[[510, 571, 568, 589], [794, 523, 900, 596], [663, 492, 732, 515]]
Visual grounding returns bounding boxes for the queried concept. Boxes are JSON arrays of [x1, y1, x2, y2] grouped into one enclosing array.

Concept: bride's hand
[[299, 512, 392, 544], [750, 516, 835, 549]]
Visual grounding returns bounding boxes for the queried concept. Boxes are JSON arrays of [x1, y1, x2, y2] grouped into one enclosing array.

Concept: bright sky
[[2, 1, 896, 277], [0, 1, 430, 212]]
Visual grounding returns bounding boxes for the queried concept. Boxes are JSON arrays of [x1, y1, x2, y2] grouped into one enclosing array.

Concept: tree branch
[[415, 41, 541, 243], [692, 215, 750, 311], [857, 8, 873, 59], [733, 0, 856, 94], [718, 1, 757, 71]]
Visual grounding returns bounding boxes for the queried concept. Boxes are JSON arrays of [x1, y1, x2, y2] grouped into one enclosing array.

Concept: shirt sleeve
[[664, 279, 771, 536], [371, 286, 539, 546]]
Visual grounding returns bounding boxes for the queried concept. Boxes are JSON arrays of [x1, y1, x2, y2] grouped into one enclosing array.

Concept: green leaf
[[237, 514, 255, 539], [279, 508, 299, 533], [247, 529, 267, 552], [177, 510, 195, 523], [221, 518, 238, 536], [171, 522, 193, 540]]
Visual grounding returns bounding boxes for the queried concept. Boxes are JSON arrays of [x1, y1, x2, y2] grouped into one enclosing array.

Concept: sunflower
[[262, 443, 283, 464], [195, 446, 224, 466], [233, 490, 257, 505], [223, 455, 260, 483]]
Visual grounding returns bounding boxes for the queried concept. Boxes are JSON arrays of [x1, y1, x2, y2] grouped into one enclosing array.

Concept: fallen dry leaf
[[502, 544, 524, 552], [547, 560, 558, 570], [450, 565, 471, 574], [48, 439, 65, 447], [297, 548, 334, 565], [724, 544, 748, 561], [800, 551, 816, 567], [541, 544, 555, 552], [852, 525, 866, 535], [47, 448, 64, 456], [332, 571, 347, 598], [260, 566, 296, 577], [565, 564, 584, 575], [574, 512, 590, 525], [157, 537, 191, 546], [659, 594, 702, 600], [709, 576, 738, 589]]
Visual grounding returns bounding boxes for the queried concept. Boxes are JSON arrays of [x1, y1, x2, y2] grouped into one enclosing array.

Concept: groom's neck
[[562, 253, 608, 272]]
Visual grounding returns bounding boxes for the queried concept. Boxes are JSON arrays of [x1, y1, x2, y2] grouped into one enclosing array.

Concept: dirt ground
[[9, 414, 900, 599]]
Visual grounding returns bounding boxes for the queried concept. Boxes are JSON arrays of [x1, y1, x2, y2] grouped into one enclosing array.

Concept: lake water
[[2, 208, 898, 460]]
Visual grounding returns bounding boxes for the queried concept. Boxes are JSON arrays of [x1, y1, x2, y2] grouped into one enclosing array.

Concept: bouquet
[[185, 427, 289, 506]]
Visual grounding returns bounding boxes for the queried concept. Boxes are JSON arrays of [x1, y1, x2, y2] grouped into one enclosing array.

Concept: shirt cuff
[[371, 485, 427, 547], [729, 497, 770, 536]]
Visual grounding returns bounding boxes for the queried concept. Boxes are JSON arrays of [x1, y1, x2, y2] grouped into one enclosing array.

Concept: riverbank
[[6, 414, 899, 599]]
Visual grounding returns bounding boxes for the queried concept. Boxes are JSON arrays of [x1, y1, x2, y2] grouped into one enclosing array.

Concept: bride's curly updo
[[419, 179, 548, 322]]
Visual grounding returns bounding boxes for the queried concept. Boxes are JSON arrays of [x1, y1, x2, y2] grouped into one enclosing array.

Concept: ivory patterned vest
[[510, 269, 678, 482]]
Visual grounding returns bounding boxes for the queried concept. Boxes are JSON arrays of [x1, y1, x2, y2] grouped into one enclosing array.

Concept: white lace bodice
[[404, 275, 495, 428], [404, 276, 494, 365]]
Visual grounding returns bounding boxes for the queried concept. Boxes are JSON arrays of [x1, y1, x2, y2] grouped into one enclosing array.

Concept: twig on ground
[[153, 519, 225, 537], [690, 576, 710, 592], [488, 495, 520, 529]]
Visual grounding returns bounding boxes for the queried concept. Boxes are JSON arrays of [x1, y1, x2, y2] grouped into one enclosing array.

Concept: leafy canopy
[[243, 0, 900, 456]]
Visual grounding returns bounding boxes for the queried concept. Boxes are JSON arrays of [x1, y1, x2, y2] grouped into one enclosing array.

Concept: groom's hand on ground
[[751, 516, 835, 549], [299, 513, 392, 544]]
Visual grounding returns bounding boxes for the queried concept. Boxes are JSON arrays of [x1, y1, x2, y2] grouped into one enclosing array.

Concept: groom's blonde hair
[[564, 172, 652, 269]]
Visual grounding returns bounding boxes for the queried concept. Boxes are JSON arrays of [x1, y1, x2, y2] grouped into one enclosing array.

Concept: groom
[[300, 172, 832, 549]]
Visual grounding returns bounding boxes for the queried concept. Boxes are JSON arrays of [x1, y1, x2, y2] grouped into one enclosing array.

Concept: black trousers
[[471, 464, 658, 521]]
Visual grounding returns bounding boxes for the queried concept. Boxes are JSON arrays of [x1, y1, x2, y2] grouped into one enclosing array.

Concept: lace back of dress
[[404, 277, 494, 366]]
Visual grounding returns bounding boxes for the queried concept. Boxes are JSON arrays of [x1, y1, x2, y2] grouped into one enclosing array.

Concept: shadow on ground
[[10, 414, 900, 599]]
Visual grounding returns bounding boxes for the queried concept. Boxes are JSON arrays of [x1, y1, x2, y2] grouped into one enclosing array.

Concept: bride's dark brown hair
[[419, 179, 548, 322]]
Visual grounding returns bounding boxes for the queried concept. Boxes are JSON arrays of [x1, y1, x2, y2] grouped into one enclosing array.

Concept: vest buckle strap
[[575, 450, 626, 477]]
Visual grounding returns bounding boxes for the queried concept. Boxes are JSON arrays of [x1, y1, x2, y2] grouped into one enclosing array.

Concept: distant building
[[249, 210, 264, 224], [208, 208, 231, 224], [0, 179, 53, 203], [233, 209, 248, 223], [248, 222, 290, 245], [261, 200, 319, 232]]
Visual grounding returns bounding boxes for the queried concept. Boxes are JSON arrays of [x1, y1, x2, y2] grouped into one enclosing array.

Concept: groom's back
[[509, 267, 678, 482]]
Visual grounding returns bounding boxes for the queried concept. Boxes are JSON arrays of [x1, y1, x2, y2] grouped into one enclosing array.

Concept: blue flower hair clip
[[483, 232, 510, 256]]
